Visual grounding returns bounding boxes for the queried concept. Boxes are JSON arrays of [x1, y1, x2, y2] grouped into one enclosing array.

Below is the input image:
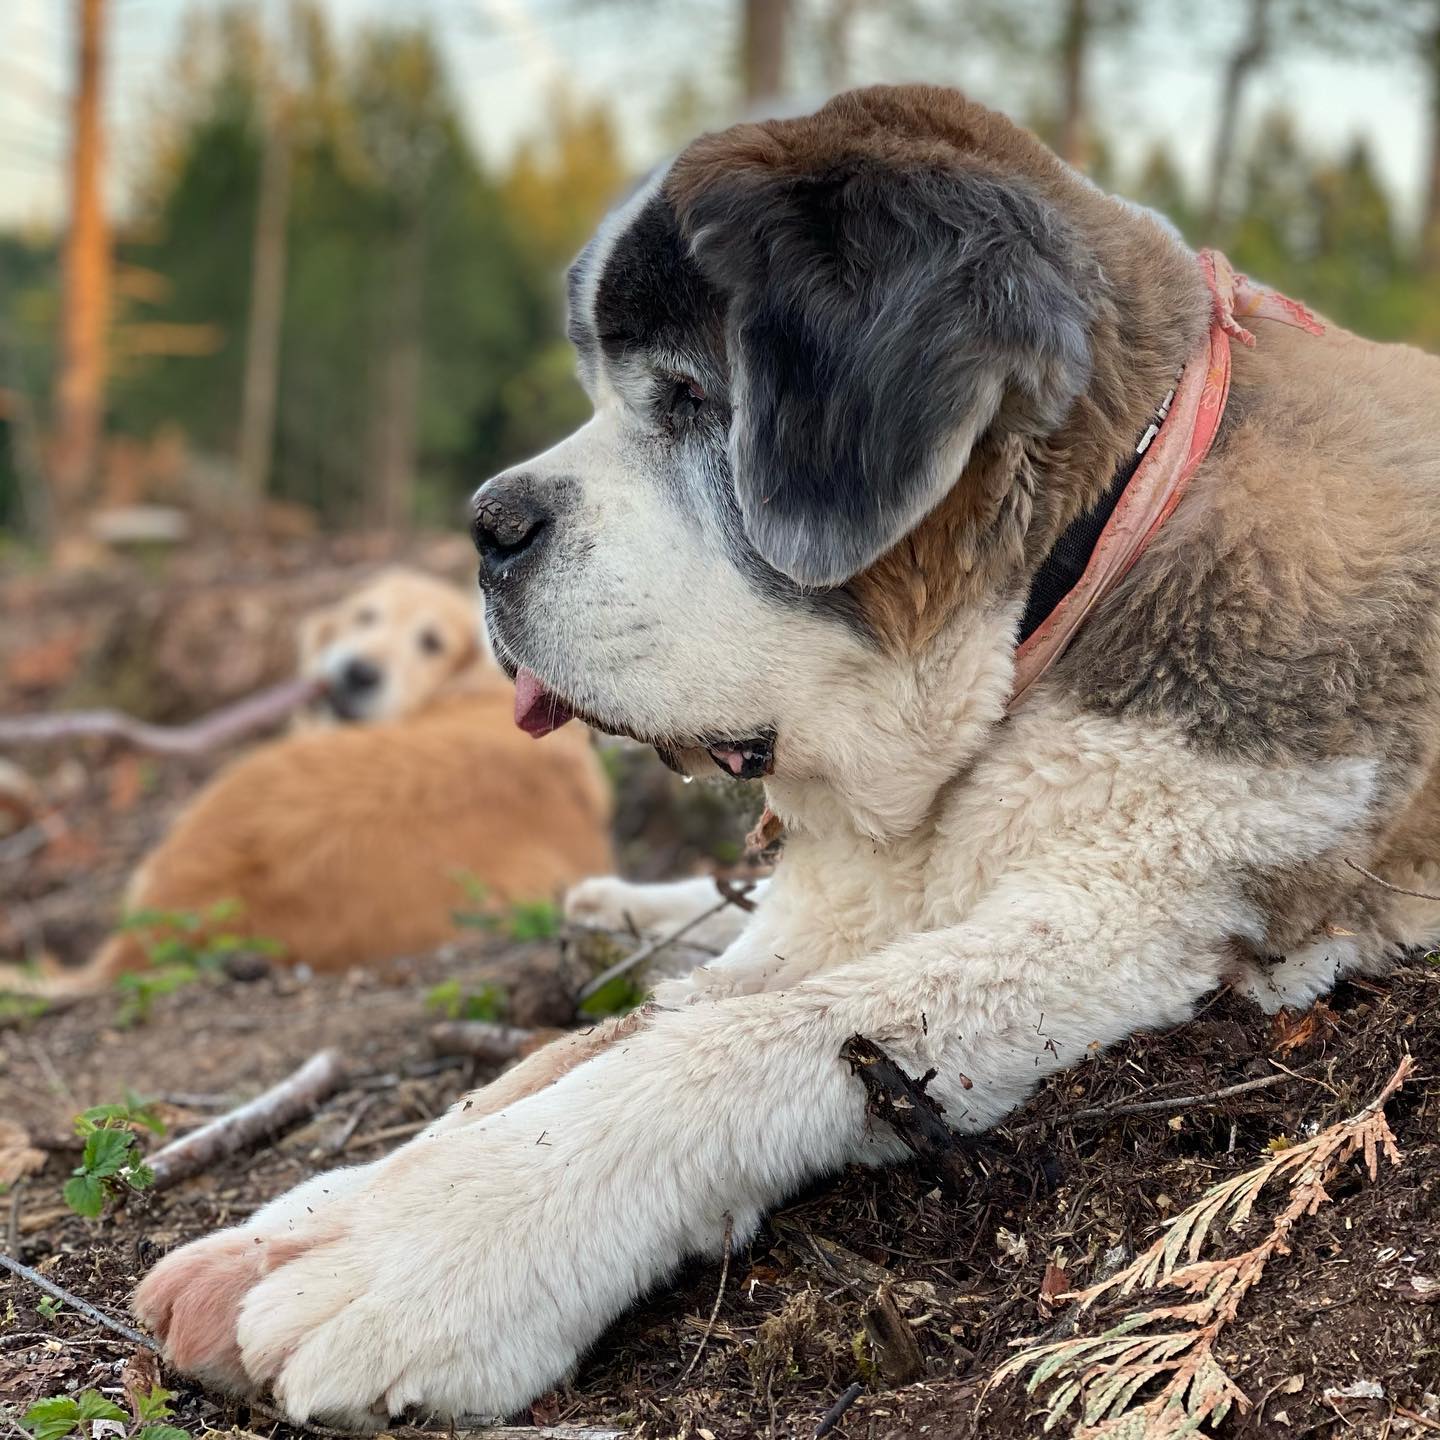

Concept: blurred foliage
[[2, 0, 1440, 533]]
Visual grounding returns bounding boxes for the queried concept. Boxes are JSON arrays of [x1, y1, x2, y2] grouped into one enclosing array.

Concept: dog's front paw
[[135, 1124, 623, 1428], [563, 874, 647, 931]]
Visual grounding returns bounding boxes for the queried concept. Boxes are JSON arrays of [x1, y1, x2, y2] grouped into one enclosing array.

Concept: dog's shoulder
[[1056, 315, 1440, 776]]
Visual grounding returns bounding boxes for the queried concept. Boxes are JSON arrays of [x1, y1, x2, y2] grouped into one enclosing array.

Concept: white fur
[[144, 652, 1395, 1425]]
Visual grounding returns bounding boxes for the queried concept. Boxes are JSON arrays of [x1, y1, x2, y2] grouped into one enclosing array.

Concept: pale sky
[[0, 0, 1427, 235]]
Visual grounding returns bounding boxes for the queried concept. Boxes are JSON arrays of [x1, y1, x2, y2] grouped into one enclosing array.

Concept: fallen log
[[147, 1048, 348, 1190], [0, 676, 321, 756]]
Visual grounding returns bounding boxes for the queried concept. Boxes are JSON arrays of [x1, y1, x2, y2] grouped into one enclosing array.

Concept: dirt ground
[[3, 543, 1439, 1440]]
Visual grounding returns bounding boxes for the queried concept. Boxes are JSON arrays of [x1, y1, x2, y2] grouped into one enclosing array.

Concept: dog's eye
[[418, 628, 445, 656], [664, 375, 705, 426]]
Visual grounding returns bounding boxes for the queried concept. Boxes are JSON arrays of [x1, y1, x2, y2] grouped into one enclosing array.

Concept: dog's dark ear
[[672, 155, 1093, 587]]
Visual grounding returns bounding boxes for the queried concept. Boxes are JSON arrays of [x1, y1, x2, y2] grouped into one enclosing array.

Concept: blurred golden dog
[[10, 570, 613, 995]]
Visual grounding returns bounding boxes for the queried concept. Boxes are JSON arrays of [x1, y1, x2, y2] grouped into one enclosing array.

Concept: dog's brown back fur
[[82, 686, 611, 986]]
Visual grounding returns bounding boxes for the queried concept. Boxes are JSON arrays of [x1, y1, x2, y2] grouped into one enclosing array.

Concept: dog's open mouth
[[513, 666, 775, 779]]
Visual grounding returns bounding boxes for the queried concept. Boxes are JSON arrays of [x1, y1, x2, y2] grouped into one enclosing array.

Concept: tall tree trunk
[[237, 89, 292, 513], [370, 215, 425, 532], [1205, 0, 1272, 235], [1422, 5, 1440, 275], [1057, 0, 1089, 168], [50, 0, 110, 529], [741, 0, 789, 105]]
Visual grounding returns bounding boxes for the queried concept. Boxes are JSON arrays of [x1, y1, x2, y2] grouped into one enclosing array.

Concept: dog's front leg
[[136, 861, 1237, 1428]]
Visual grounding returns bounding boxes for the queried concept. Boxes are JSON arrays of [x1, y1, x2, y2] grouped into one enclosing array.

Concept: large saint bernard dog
[[136, 86, 1440, 1425]]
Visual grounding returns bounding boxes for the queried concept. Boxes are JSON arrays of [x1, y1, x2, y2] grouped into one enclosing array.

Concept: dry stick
[[147, 1048, 348, 1190], [342, 1117, 431, 1152], [713, 876, 759, 913], [1033, 1070, 1301, 1129], [0, 1252, 159, 1352], [814, 1381, 865, 1439], [1345, 857, 1440, 905], [678, 1213, 734, 1386], [428, 1019, 544, 1063], [1395, 1407, 1440, 1436], [576, 895, 737, 1004], [0, 676, 321, 756]]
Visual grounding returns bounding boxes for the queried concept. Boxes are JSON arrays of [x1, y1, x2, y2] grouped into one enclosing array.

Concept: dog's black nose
[[341, 657, 381, 692], [471, 476, 549, 580]]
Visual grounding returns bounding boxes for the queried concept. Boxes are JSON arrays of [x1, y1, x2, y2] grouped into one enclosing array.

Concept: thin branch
[[148, 1048, 348, 1189], [0, 1251, 160, 1352], [429, 1020, 543, 1063], [1345, 858, 1440, 905], [0, 677, 321, 756], [576, 895, 736, 1003], [713, 876, 759, 912], [678, 1213, 733, 1386], [343, 1117, 431, 1152], [814, 1381, 865, 1439]]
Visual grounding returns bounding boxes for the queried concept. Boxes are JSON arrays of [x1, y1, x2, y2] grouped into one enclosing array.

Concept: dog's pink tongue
[[513, 666, 575, 738]]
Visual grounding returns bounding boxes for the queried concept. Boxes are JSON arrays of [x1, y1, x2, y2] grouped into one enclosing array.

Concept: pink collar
[[1008, 249, 1324, 711]]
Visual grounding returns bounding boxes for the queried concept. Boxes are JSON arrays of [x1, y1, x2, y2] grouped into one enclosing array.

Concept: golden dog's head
[[299, 569, 489, 724]]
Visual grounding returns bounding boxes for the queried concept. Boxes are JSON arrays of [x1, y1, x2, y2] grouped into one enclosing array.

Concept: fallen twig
[[576, 895, 737, 1003], [1345, 858, 1440, 904], [1395, 1407, 1440, 1435], [0, 1251, 159, 1352], [147, 1048, 348, 1190], [1024, 1070, 1300, 1131], [678, 1212, 733, 1386], [0, 676, 321, 756], [713, 876, 759, 912], [342, 1117, 431, 1151], [814, 1381, 865, 1439], [428, 1020, 549, 1063], [840, 1033, 975, 1192]]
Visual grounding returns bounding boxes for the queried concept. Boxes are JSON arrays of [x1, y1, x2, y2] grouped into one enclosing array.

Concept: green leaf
[[136, 1427, 191, 1440], [21, 1396, 81, 1440], [136, 1384, 177, 1422], [75, 1393, 127, 1424], [578, 974, 647, 1019], [63, 1173, 105, 1218], [83, 1127, 135, 1179]]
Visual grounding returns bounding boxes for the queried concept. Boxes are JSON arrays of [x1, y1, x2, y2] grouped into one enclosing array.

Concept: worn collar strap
[[1007, 248, 1324, 712]]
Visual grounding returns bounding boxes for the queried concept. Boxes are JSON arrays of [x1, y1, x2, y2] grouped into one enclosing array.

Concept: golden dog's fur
[[11, 571, 613, 995]]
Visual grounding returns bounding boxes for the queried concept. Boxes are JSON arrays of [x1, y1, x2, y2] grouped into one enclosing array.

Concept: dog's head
[[299, 569, 488, 725], [472, 86, 1201, 835]]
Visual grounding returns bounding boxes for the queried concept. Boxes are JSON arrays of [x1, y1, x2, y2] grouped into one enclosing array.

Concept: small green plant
[[63, 1094, 165, 1218], [450, 873, 562, 941], [504, 899, 561, 941], [577, 974, 648, 1019], [35, 1295, 62, 1322], [20, 1383, 187, 1440], [113, 902, 281, 1025], [424, 979, 506, 1021]]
